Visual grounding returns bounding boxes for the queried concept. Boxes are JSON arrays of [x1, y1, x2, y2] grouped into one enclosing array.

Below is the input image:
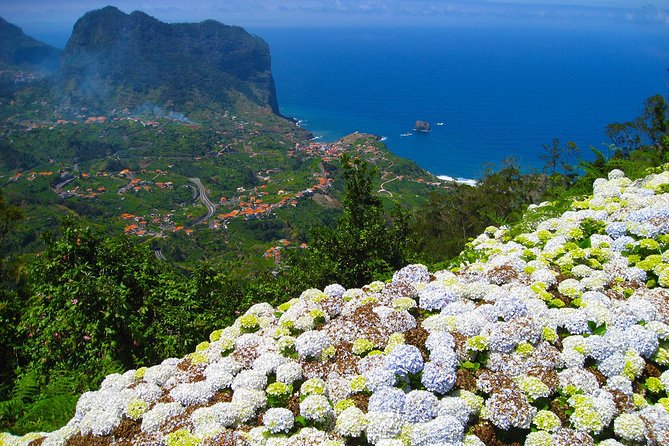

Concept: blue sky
[[1, 1, 668, 44]]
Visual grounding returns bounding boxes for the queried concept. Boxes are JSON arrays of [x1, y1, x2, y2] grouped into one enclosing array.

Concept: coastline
[[436, 175, 478, 186]]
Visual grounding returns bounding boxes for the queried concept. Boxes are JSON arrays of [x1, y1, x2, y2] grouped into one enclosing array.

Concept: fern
[[10, 370, 41, 404], [11, 394, 78, 435], [0, 370, 41, 430], [0, 398, 24, 428]]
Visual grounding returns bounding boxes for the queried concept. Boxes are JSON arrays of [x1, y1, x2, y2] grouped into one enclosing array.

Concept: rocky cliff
[[55, 6, 280, 115]]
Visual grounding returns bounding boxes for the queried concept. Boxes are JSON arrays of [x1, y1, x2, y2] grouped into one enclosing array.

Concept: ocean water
[[256, 24, 669, 179]]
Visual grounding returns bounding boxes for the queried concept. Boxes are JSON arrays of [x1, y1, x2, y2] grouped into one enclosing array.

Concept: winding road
[[189, 178, 216, 227], [379, 176, 399, 197]]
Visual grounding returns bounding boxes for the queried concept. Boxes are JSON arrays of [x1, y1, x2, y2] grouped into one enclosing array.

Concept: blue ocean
[[256, 24, 669, 179]]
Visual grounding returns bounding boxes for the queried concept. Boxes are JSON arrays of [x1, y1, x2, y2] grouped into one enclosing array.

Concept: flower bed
[[4, 168, 669, 446]]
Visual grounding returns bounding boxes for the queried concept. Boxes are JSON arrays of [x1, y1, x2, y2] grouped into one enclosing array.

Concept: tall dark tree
[[286, 154, 411, 289], [640, 94, 669, 150]]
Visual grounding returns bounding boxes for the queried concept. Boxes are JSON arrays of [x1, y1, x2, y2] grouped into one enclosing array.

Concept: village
[[3, 113, 445, 262]]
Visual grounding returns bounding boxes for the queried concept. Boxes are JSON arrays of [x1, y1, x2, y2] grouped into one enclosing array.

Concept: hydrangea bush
[[4, 168, 669, 445]]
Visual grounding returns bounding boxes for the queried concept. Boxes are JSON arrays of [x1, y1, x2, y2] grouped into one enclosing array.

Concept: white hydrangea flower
[[263, 407, 294, 434], [613, 413, 646, 442], [437, 396, 474, 425], [191, 405, 226, 438], [41, 424, 78, 446], [141, 402, 185, 433], [252, 352, 289, 375], [364, 411, 404, 444], [232, 388, 267, 422], [143, 358, 179, 386], [232, 369, 268, 391], [335, 406, 367, 437], [169, 381, 215, 406], [295, 330, 332, 359], [276, 361, 302, 384], [300, 394, 333, 422]]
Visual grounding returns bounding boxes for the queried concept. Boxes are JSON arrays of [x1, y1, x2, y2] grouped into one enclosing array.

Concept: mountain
[[55, 6, 280, 115], [0, 17, 60, 71]]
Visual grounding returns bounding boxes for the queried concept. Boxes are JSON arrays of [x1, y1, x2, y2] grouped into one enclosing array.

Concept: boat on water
[[436, 122, 444, 126], [400, 132, 412, 137], [379, 136, 387, 141]]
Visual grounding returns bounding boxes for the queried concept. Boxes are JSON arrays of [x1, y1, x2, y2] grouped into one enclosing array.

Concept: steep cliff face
[[0, 17, 60, 71], [56, 6, 280, 114], [4, 167, 669, 446]]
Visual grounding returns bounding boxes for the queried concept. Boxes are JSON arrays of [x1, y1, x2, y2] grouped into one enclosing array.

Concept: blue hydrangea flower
[[418, 283, 457, 311], [410, 414, 464, 446], [368, 387, 406, 414], [402, 390, 438, 423], [364, 367, 397, 392], [611, 235, 635, 252], [597, 353, 625, 378], [625, 324, 659, 358], [324, 283, 346, 298], [425, 331, 455, 352], [606, 222, 628, 239], [494, 296, 528, 321], [385, 344, 424, 377], [421, 361, 456, 395], [392, 264, 430, 283]]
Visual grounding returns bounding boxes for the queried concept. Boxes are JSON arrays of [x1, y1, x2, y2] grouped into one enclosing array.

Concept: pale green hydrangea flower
[[623, 350, 645, 380], [532, 410, 561, 432], [164, 429, 200, 446], [238, 314, 260, 332], [352, 338, 376, 356], [392, 297, 416, 311], [613, 413, 646, 443], [366, 281, 385, 293], [301, 377, 327, 396], [334, 399, 356, 414], [632, 393, 649, 409], [516, 342, 535, 357], [384, 332, 405, 354], [525, 430, 553, 446], [126, 398, 149, 420], [467, 335, 488, 351], [349, 375, 367, 393], [517, 376, 550, 401]]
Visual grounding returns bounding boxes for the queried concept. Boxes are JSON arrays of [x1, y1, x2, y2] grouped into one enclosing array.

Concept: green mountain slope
[[0, 17, 60, 71]]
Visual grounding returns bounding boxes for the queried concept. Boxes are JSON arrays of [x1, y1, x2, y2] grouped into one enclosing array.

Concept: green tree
[[639, 94, 669, 150], [286, 154, 411, 289], [19, 219, 163, 376], [413, 160, 538, 263], [605, 120, 643, 155], [0, 192, 23, 252], [0, 191, 23, 394]]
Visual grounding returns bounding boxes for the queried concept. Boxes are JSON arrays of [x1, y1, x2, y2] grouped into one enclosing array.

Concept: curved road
[[189, 178, 216, 227], [378, 176, 398, 197]]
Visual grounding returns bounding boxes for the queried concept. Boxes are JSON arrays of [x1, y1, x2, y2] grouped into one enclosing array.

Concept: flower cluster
[[12, 168, 669, 446]]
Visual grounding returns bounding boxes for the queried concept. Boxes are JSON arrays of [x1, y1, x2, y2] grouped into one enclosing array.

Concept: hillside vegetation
[[1, 7, 669, 443], [2, 124, 669, 445]]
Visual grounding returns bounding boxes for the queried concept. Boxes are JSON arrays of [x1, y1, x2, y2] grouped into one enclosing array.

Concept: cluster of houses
[[120, 212, 192, 237], [263, 239, 308, 263]]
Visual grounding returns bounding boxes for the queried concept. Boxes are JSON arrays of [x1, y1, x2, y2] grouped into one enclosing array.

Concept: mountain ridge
[[0, 6, 281, 119], [0, 16, 61, 71]]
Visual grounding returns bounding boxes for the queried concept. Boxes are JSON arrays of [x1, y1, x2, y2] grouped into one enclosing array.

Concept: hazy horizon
[[2, 1, 669, 49]]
